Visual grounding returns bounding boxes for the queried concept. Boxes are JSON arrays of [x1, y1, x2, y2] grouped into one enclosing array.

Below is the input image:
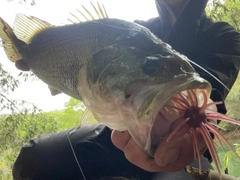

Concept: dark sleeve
[[168, 14, 240, 105], [12, 124, 153, 180], [136, 0, 240, 113], [135, 0, 240, 162], [190, 18, 240, 100], [165, 1, 240, 105]]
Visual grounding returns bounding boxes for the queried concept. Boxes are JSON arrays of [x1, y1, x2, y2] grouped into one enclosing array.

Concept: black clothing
[[13, 124, 213, 180], [13, 125, 153, 180], [13, 0, 240, 179]]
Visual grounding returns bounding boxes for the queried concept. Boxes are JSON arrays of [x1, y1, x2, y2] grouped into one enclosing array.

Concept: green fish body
[[0, 7, 211, 155]]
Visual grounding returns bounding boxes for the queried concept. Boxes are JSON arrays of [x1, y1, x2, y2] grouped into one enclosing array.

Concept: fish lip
[[137, 73, 211, 155], [139, 73, 211, 120]]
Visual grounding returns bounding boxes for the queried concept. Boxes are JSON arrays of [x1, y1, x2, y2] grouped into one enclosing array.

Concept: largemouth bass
[[0, 3, 239, 177]]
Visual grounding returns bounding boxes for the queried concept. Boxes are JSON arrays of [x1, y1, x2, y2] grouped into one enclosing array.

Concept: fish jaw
[[79, 59, 211, 156], [126, 73, 212, 156]]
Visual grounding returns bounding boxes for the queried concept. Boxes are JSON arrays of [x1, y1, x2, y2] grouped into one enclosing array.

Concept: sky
[[0, 0, 158, 112]]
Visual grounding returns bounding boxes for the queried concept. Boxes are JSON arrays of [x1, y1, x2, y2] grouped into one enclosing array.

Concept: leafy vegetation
[[0, 0, 240, 179], [0, 61, 59, 179], [212, 143, 240, 177], [207, 0, 240, 31]]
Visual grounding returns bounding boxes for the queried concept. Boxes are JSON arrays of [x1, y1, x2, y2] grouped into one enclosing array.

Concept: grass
[[211, 138, 240, 178]]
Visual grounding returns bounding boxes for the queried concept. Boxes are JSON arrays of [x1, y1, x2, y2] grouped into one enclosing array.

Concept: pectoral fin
[[48, 86, 62, 96]]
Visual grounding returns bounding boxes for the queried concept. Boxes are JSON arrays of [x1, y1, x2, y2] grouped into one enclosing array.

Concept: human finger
[[111, 130, 164, 172], [154, 131, 207, 172], [111, 130, 131, 151]]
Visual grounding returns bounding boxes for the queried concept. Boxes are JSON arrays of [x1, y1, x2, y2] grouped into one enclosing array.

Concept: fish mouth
[[127, 73, 211, 156]]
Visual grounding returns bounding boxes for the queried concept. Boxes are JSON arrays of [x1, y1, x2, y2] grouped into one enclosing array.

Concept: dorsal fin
[[13, 14, 54, 44], [0, 17, 22, 62], [67, 2, 108, 24]]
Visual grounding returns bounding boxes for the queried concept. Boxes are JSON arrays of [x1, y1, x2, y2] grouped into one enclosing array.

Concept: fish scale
[[1, 4, 240, 179], [0, 7, 207, 153]]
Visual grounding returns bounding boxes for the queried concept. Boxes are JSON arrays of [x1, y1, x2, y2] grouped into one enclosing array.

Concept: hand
[[15, 60, 30, 71], [111, 129, 207, 172]]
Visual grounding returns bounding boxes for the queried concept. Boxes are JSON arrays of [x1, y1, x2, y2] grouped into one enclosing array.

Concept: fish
[[0, 2, 240, 178]]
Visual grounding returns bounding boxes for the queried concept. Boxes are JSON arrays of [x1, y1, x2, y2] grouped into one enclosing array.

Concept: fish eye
[[142, 60, 159, 76]]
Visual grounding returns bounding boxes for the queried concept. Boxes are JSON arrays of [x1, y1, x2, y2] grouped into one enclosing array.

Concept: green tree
[[43, 98, 97, 131], [0, 63, 59, 178], [207, 0, 240, 31], [0, 60, 58, 149]]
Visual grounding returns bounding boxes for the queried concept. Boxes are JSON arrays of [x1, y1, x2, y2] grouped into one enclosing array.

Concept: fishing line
[[188, 59, 230, 92], [67, 133, 87, 180]]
